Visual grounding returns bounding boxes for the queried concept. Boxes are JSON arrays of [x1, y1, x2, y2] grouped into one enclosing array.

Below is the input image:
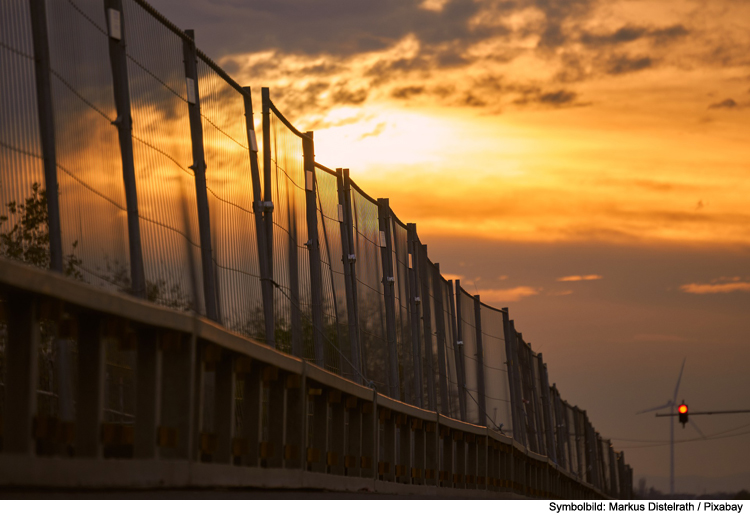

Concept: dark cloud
[[391, 86, 426, 100], [513, 87, 582, 108], [538, 90, 578, 105], [606, 54, 653, 75], [147, 0, 494, 58], [708, 98, 739, 110], [580, 24, 689, 47]]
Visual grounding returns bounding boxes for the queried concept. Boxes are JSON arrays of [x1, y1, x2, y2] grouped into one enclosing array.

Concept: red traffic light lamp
[[678, 401, 688, 427]]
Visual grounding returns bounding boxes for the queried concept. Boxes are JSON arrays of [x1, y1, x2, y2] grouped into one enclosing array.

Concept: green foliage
[[0, 182, 82, 279]]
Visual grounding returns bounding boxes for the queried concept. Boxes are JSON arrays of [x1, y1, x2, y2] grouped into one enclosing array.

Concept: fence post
[[453, 280, 467, 422], [473, 295, 487, 427], [418, 243, 436, 411], [303, 132, 325, 367], [432, 266, 450, 415], [538, 354, 557, 464], [377, 198, 400, 400], [260, 89, 276, 333], [182, 30, 218, 322], [28, 0, 63, 273], [406, 223, 423, 409], [504, 317, 525, 447], [337, 169, 361, 383], [242, 87, 275, 348], [102, 0, 146, 297]]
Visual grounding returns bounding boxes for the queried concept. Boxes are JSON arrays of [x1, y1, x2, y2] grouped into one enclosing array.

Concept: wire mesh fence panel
[[479, 303, 512, 437], [267, 109, 311, 357], [315, 165, 348, 376], [566, 403, 580, 478], [350, 183, 388, 393], [0, 0, 47, 270], [122, 0, 204, 313], [423, 257, 444, 413], [195, 58, 263, 337], [575, 407, 587, 480], [438, 277, 461, 420], [390, 214, 413, 404], [600, 438, 611, 496], [531, 352, 547, 455], [45, 0, 131, 290], [458, 287, 480, 424]]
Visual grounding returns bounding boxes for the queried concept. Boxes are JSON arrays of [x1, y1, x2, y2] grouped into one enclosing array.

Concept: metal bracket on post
[[407, 224, 424, 409], [243, 86, 275, 348], [303, 132, 325, 367], [182, 30, 219, 322], [378, 198, 400, 400], [30, 0, 63, 273], [337, 169, 362, 383], [473, 294, 487, 427], [103, 0, 146, 297]]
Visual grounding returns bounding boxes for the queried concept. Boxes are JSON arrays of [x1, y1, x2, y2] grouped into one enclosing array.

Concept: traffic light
[[678, 401, 688, 428]]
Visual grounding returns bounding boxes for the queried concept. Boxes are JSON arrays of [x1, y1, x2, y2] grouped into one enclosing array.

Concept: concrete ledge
[[0, 455, 525, 498]]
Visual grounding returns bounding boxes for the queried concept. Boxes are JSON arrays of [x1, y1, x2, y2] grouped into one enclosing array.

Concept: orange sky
[[149, 0, 750, 492]]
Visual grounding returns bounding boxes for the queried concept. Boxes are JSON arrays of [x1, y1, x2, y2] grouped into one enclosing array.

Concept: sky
[[147, 0, 750, 493]]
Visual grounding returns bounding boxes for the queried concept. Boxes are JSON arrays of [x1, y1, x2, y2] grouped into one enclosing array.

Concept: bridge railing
[[0, 0, 633, 498]]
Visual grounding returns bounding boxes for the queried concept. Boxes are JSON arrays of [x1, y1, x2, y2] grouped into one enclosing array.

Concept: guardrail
[[0, 258, 607, 498]]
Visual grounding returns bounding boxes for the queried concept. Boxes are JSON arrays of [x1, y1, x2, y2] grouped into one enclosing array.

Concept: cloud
[[580, 24, 689, 48], [680, 281, 750, 294], [606, 54, 653, 75], [557, 274, 602, 282], [708, 98, 739, 110], [477, 286, 541, 302], [633, 334, 689, 343], [549, 290, 574, 296]]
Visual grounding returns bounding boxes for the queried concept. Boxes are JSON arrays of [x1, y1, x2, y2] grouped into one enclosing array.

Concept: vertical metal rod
[[242, 87, 275, 348], [76, 315, 105, 458], [406, 223, 423, 409], [377, 198, 399, 400], [473, 295, 487, 427], [103, 0, 146, 297], [418, 243, 436, 411], [432, 267, 450, 415], [182, 30, 218, 321], [303, 132, 325, 366], [336, 169, 361, 383], [29, 0, 63, 273], [453, 280, 467, 422], [213, 351, 235, 464], [4, 294, 39, 454], [134, 329, 161, 459]]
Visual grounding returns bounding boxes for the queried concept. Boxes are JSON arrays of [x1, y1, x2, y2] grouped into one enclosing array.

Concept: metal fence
[[0, 0, 633, 497]]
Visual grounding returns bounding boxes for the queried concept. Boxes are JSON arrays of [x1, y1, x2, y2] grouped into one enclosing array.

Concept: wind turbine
[[636, 358, 686, 497]]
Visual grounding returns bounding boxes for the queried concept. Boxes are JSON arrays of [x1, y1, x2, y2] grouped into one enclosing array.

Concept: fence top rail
[[457, 283, 474, 299], [479, 300, 508, 314], [268, 99, 309, 140], [130, 2, 248, 98], [349, 177, 378, 206], [314, 162, 338, 177], [390, 207, 408, 230]]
